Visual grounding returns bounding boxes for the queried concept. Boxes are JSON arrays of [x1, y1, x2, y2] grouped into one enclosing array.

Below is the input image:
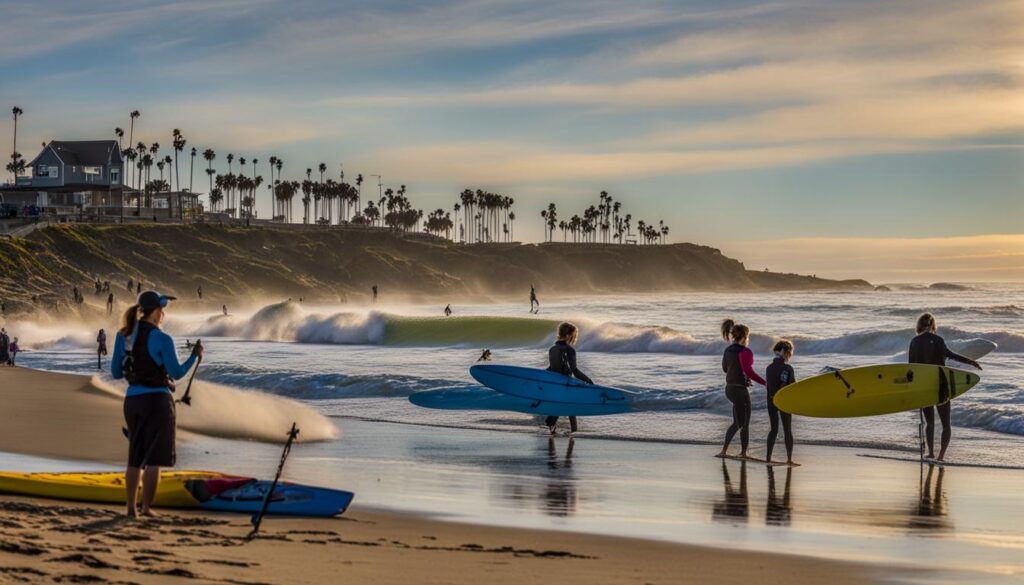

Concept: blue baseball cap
[[137, 290, 176, 310]]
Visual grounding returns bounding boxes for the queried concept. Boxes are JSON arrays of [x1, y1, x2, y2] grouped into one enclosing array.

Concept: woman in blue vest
[[112, 291, 202, 518]]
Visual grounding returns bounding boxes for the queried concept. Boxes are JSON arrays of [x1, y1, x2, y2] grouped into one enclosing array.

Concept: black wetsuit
[[909, 331, 973, 456], [765, 356, 796, 461], [721, 343, 761, 452], [544, 341, 593, 432]]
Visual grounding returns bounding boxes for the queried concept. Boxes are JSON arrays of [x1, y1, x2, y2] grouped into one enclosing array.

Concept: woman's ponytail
[[720, 319, 735, 341], [119, 304, 140, 337]]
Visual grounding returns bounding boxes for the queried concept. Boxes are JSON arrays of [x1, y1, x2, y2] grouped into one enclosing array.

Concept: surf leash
[[248, 422, 300, 540], [833, 370, 855, 398], [178, 339, 203, 406]]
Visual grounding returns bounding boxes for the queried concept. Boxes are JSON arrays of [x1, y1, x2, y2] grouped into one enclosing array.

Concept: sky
[[1, 0, 1022, 281]]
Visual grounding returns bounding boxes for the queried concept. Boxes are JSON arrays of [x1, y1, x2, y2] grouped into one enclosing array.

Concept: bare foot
[[126, 509, 138, 519], [716, 450, 728, 458], [140, 509, 159, 518]]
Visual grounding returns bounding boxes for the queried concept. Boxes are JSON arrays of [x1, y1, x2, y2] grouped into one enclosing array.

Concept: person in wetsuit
[[530, 285, 539, 314], [97, 329, 108, 370], [444, 304, 452, 317], [765, 340, 796, 464], [718, 319, 766, 459], [545, 322, 593, 434], [909, 313, 981, 461], [112, 291, 202, 518]]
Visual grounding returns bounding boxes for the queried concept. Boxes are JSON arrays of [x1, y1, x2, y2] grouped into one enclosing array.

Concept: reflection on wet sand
[[765, 466, 792, 527], [543, 437, 577, 517], [909, 465, 950, 532], [712, 460, 749, 524]]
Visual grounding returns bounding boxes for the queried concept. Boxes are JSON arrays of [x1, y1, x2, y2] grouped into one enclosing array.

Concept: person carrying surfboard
[[765, 340, 797, 465], [545, 322, 593, 434], [910, 313, 981, 462], [111, 291, 203, 518], [718, 320, 766, 459]]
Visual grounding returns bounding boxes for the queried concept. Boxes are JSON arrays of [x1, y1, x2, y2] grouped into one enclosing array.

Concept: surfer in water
[[112, 291, 202, 518], [718, 319, 766, 460], [530, 285, 539, 314], [545, 322, 593, 435], [910, 313, 981, 462], [477, 349, 492, 362], [765, 340, 796, 464], [444, 304, 452, 317]]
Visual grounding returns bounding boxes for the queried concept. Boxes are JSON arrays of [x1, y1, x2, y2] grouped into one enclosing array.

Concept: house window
[[84, 166, 101, 182], [111, 168, 120, 184]]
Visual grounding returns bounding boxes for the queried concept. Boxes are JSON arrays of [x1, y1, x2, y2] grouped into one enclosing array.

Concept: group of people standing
[[0, 327, 18, 366]]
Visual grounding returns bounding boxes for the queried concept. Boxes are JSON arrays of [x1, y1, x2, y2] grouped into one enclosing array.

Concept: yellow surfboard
[[773, 364, 980, 418], [0, 471, 226, 507]]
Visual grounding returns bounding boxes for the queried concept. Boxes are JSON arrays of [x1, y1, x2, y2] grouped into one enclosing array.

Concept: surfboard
[[0, 471, 354, 517], [714, 454, 799, 467], [821, 338, 997, 373], [409, 388, 631, 416], [948, 338, 998, 363], [469, 364, 638, 408], [856, 453, 1024, 471], [773, 364, 980, 418]]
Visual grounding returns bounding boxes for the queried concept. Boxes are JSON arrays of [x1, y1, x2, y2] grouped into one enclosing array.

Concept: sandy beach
[[0, 366, 913, 584]]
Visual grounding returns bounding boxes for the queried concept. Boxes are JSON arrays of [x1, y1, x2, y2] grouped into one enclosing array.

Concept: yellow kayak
[[0, 470, 229, 507]]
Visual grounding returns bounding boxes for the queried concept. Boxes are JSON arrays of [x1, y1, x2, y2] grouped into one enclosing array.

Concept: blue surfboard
[[409, 387, 631, 416], [186, 478, 354, 517], [469, 364, 637, 411]]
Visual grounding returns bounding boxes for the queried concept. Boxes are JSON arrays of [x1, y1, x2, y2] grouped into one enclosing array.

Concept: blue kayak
[[185, 477, 354, 517]]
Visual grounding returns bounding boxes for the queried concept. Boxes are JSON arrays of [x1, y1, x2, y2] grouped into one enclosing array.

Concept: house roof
[[29, 141, 120, 167]]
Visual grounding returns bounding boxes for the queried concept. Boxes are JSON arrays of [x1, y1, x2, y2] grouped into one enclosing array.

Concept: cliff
[[0, 224, 871, 312]]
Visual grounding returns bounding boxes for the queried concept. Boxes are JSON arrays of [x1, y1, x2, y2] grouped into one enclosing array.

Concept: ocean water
[[14, 283, 1024, 466]]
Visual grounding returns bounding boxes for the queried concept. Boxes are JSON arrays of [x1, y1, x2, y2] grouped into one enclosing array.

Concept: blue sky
[[2, 0, 1022, 280]]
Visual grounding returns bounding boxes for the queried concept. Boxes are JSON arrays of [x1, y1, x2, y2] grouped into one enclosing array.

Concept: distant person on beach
[[372, 285, 378, 303], [137, 282, 142, 294], [477, 349, 492, 362], [0, 328, 10, 365], [185, 339, 193, 350], [545, 322, 593, 435], [444, 304, 452, 317], [127, 278, 133, 293], [765, 340, 796, 465], [529, 285, 539, 314], [97, 329, 107, 370], [197, 285, 202, 300], [718, 319, 766, 460], [222, 304, 228, 316], [7, 337, 18, 366], [107, 292, 115, 315], [112, 291, 201, 518], [909, 313, 981, 462]]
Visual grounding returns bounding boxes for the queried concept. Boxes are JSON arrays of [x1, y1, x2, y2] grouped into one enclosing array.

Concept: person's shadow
[[765, 466, 792, 526], [542, 437, 577, 517], [712, 460, 749, 523]]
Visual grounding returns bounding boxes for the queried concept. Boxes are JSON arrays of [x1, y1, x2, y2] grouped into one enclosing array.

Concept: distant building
[[1, 140, 202, 221]]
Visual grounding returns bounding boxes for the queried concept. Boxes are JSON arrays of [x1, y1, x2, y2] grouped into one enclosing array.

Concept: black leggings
[[766, 392, 793, 461], [723, 384, 751, 452], [545, 416, 578, 432], [921, 402, 951, 456]]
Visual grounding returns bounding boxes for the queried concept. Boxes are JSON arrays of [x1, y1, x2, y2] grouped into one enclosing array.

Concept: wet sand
[[0, 496, 886, 585]]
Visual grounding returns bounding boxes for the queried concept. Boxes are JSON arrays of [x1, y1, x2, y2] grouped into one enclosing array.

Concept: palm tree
[[203, 149, 216, 210], [189, 147, 196, 194], [128, 110, 140, 185], [7, 106, 24, 182], [115, 127, 124, 151], [171, 129, 186, 193]]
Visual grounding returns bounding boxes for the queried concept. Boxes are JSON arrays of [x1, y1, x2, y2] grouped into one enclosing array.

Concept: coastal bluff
[[0, 224, 870, 308]]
